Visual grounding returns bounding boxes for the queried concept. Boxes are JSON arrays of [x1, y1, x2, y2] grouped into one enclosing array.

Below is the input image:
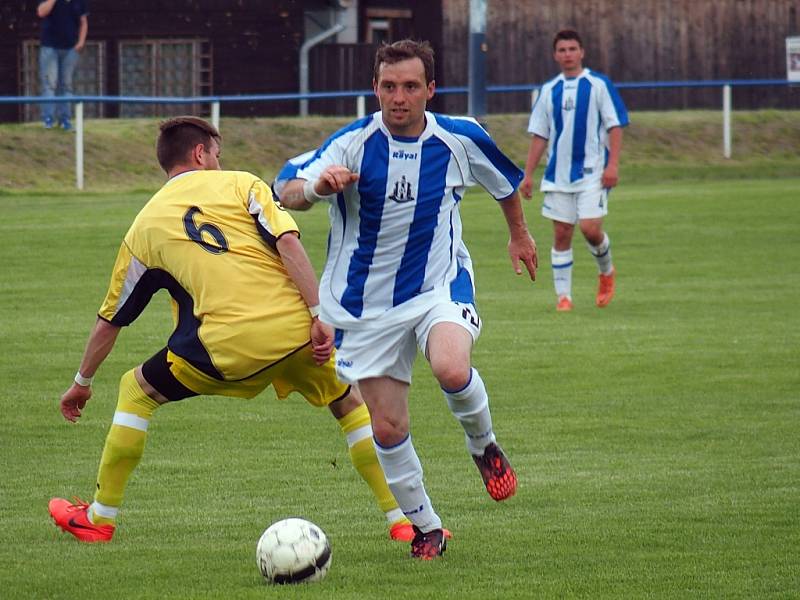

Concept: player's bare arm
[[61, 318, 122, 422], [521, 135, 548, 200], [278, 167, 359, 211], [275, 232, 332, 365], [276, 179, 314, 211], [498, 192, 538, 281], [602, 126, 623, 189]]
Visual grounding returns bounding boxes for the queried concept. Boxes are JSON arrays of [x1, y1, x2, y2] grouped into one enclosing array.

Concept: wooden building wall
[[308, 0, 446, 116], [0, 0, 310, 121], [441, 0, 800, 113]]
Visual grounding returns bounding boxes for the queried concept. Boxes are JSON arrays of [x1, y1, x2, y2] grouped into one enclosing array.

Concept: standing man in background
[[520, 29, 628, 311], [37, 0, 89, 130]]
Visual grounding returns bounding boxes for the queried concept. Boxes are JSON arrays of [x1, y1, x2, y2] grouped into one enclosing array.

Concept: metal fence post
[[722, 84, 732, 159], [76, 101, 84, 190], [211, 101, 220, 131], [356, 95, 365, 118]]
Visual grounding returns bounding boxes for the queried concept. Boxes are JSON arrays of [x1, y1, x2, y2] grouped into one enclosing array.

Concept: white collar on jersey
[[376, 110, 436, 144], [561, 68, 589, 82]]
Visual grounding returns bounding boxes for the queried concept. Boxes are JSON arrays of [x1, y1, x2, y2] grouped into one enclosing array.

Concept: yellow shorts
[[161, 345, 349, 407]]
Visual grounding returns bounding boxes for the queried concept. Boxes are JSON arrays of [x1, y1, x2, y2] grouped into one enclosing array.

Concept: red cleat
[[472, 443, 517, 501], [556, 296, 573, 312], [596, 268, 616, 307], [49, 497, 115, 543], [390, 521, 451, 542]]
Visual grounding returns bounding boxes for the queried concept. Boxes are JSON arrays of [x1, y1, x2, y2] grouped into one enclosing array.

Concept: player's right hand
[[60, 383, 92, 422], [310, 318, 334, 365], [519, 177, 534, 200], [317, 166, 359, 195]]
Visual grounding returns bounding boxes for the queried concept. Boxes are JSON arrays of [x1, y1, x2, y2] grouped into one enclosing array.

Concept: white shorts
[[542, 183, 608, 224], [333, 301, 482, 385]]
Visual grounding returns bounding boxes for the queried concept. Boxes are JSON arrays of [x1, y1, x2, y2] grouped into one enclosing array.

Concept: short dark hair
[[156, 116, 221, 173], [553, 29, 583, 50], [373, 39, 435, 84]]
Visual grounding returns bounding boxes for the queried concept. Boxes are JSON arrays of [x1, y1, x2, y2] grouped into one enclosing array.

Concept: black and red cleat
[[49, 497, 115, 543], [410, 526, 447, 560], [472, 443, 517, 501]]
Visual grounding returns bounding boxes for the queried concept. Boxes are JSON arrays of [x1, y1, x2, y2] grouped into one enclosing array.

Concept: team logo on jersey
[[563, 97, 575, 111], [388, 176, 415, 203]]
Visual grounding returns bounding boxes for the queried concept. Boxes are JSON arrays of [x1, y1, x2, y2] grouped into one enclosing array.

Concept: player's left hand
[[60, 383, 92, 422], [508, 233, 538, 281], [310, 318, 334, 365], [602, 165, 619, 188]]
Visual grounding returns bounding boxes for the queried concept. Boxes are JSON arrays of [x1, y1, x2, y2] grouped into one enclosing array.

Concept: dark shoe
[[410, 525, 447, 560], [60, 118, 73, 131], [472, 442, 517, 501], [43, 117, 54, 129]]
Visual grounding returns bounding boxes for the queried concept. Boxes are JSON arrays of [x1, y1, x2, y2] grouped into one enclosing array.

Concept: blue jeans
[[39, 45, 80, 123]]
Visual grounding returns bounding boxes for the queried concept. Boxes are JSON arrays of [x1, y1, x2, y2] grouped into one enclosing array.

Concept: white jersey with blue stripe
[[288, 111, 523, 330], [528, 68, 629, 192]]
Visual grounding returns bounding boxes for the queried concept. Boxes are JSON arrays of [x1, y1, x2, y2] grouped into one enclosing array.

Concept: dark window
[[118, 39, 212, 117]]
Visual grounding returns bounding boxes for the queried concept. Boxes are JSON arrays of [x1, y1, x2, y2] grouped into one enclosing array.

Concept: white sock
[[88, 501, 118, 523], [443, 368, 496, 455], [373, 435, 442, 532], [588, 233, 613, 275], [551, 248, 573, 299]]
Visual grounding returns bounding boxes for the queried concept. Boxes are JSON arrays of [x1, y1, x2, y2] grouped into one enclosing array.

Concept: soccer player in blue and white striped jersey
[[276, 40, 538, 560], [521, 29, 629, 311]]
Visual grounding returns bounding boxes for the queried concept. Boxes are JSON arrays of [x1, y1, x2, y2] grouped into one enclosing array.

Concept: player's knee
[[435, 363, 471, 393], [371, 417, 408, 447]]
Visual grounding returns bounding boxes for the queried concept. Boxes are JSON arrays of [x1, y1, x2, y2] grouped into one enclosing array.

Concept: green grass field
[[1, 175, 798, 598]]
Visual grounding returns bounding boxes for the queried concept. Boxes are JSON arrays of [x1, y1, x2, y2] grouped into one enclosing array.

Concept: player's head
[[552, 29, 585, 75], [156, 116, 222, 175], [373, 39, 435, 85], [372, 39, 436, 137]]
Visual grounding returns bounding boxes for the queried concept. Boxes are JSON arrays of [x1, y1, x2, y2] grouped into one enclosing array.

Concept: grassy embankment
[[0, 109, 798, 193]]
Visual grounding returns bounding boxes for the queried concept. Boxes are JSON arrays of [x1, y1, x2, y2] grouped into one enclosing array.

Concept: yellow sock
[[338, 403, 408, 526], [90, 370, 160, 525]]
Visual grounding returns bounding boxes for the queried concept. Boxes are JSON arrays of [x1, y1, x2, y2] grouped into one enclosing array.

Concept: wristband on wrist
[[302, 179, 329, 204], [74, 371, 93, 387], [308, 304, 321, 318]]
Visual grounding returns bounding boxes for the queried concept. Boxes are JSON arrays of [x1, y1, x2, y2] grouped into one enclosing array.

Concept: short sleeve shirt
[[40, 0, 88, 49]]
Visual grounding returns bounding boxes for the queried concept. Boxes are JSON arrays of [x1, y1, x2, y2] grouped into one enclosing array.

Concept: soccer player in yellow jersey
[[48, 116, 416, 543]]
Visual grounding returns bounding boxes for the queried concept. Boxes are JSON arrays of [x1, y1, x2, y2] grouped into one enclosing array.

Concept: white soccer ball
[[256, 518, 332, 584]]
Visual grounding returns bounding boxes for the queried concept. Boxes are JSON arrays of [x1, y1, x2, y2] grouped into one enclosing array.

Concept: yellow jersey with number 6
[[98, 170, 310, 381]]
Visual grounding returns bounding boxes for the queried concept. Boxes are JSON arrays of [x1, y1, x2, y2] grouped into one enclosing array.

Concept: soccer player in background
[[275, 39, 538, 560], [520, 29, 629, 311], [48, 116, 418, 544]]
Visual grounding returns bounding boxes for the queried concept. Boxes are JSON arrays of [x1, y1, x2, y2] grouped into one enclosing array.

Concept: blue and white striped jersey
[[528, 68, 629, 192], [280, 111, 523, 329]]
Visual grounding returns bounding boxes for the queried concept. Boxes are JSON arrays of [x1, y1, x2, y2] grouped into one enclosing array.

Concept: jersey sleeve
[[527, 86, 551, 138], [272, 149, 317, 201], [450, 117, 523, 199], [98, 241, 162, 326], [295, 139, 346, 186], [247, 178, 300, 250], [597, 77, 629, 130]]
